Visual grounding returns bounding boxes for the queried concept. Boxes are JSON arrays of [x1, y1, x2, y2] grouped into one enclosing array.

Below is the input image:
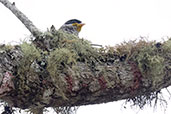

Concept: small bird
[[59, 19, 85, 36]]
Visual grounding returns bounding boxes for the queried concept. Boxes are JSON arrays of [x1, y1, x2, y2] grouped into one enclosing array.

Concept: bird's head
[[59, 19, 85, 36]]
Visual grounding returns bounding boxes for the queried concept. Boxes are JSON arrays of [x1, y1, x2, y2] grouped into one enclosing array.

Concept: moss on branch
[[0, 27, 171, 113]]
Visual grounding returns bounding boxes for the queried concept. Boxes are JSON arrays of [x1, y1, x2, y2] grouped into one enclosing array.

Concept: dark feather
[[65, 19, 82, 24]]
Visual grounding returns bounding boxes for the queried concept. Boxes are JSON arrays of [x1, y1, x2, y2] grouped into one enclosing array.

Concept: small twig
[[91, 44, 103, 48], [166, 88, 171, 98], [0, 0, 41, 37]]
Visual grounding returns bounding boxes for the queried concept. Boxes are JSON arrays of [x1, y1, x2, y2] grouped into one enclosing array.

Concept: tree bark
[[0, 0, 171, 113], [0, 33, 170, 110]]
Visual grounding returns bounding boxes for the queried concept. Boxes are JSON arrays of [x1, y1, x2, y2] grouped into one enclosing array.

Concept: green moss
[[20, 42, 41, 62], [136, 45, 164, 86], [47, 48, 77, 73], [43, 31, 54, 38], [15, 30, 101, 101], [163, 39, 171, 52], [16, 42, 42, 95], [113, 39, 165, 87], [67, 39, 99, 62], [49, 30, 100, 66], [47, 48, 77, 99]]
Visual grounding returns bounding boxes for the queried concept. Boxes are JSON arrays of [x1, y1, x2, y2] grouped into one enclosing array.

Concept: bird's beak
[[77, 23, 85, 32], [80, 23, 85, 27]]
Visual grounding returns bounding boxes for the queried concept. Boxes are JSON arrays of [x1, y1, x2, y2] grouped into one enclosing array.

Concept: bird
[[59, 19, 85, 36]]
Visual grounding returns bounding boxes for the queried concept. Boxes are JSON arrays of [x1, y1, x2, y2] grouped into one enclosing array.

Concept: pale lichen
[[135, 44, 164, 87], [2, 27, 170, 113]]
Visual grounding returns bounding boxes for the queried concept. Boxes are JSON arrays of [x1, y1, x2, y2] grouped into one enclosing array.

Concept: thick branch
[[0, 0, 41, 37], [2, 0, 171, 113], [0, 30, 170, 110]]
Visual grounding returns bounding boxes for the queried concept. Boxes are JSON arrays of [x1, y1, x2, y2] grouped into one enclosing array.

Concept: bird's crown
[[65, 19, 82, 24]]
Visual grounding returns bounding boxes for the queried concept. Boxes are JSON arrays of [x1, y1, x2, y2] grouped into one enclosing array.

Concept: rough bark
[[0, 0, 41, 37], [0, 30, 170, 111], [0, 0, 171, 113]]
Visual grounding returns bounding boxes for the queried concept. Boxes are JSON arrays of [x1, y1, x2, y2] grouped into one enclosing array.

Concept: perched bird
[[59, 19, 85, 36]]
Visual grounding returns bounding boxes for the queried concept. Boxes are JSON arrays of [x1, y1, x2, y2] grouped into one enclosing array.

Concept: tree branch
[[0, 0, 171, 113], [0, 29, 170, 112], [0, 0, 41, 37]]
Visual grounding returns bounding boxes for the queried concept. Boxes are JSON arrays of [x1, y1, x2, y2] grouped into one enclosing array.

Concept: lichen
[[13, 42, 43, 108], [135, 44, 164, 87], [53, 106, 78, 114], [56, 30, 99, 64], [5, 27, 170, 113], [163, 39, 171, 52], [17, 42, 42, 78], [20, 42, 41, 62], [107, 39, 167, 109], [125, 91, 162, 109], [110, 39, 165, 87], [46, 48, 77, 99]]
